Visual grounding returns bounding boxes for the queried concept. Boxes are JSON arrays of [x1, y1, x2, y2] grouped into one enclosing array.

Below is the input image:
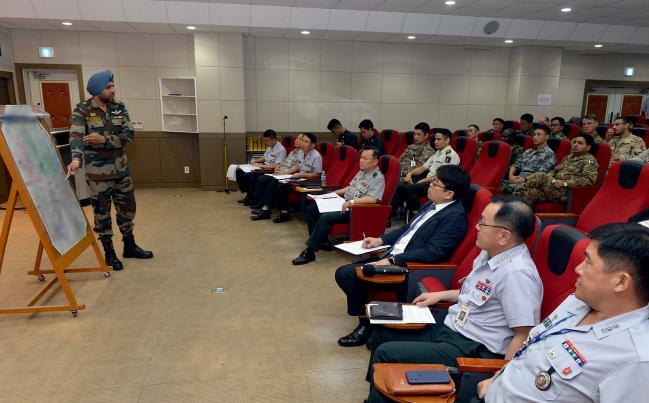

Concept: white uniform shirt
[[423, 145, 460, 178], [263, 141, 286, 164], [389, 201, 452, 256], [444, 244, 543, 355], [487, 294, 649, 402]]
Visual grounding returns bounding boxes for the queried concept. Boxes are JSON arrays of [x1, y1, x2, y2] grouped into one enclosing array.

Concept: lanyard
[[513, 313, 576, 359]]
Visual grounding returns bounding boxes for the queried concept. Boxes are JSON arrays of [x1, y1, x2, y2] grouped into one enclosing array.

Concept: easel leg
[[0, 185, 18, 275], [32, 242, 45, 280]]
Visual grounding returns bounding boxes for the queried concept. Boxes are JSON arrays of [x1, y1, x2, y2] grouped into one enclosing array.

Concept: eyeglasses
[[429, 180, 447, 190], [477, 220, 511, 231], [360, 156, 377, 161]]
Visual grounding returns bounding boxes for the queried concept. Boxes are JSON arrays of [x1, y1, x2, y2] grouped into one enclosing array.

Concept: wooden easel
[[0, 113, 111, 317]]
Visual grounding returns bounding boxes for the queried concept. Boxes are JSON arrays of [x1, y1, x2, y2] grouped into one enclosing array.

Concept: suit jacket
[[380, 200, 467, 265]]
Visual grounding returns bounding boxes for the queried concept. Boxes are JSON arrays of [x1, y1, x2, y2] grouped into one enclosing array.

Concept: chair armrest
[[382, 323, 427, 330], [456, 358, 508, 373], [355, 267, 405, 284], [567, 185, 599, 214], [406, 262, 459, 271], [294, 186, 323, 193], [536, 212, 579, 220]]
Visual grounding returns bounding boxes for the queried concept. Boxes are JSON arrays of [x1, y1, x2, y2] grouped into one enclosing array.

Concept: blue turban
[[87, 69, 113, 96]]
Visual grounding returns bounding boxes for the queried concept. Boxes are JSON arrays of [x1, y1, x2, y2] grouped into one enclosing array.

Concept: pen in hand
[[362, 232, 368, 248]]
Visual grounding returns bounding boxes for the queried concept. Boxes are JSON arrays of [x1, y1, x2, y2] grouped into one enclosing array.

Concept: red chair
[[380, 129, 401, 156], [478, 131, 501, 142], [631, 127, 648, 148], [331, 155, 401, 241], [280, 135, 294, 154], [563, 123, 580, 139], [538, 161, 649, 233], [547, 138, 571, 163], [452, 129, 467, 139], [451, 136, 478, 172], [323, 145, 357, 187], [395, 131, 415, 157], [317, 142, 336, 171], [514, 133, 534, 150], [469, 141, 511, 189], [504, 120, 520, 131]]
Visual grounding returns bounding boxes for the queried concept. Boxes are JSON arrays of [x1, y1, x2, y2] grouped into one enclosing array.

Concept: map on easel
[[1, 105, 86, 254]]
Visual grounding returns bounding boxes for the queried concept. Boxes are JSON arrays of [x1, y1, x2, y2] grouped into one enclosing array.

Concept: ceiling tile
[[373, 0, 430, 13], [251, 0, 296, 5], [209, 3, 251, 26], [569, 23, 608, 42], [0, 0, 37, 18], [92, 21, 138, 32], [402, 13, 442, 35], [251, 5, 291, 28], [166, 1, 210, 24], [600, 25, 638, 43], [537, 21, 577, 40], [293, 0, 340, 8], [78, 0, 126, 21], [31, 0, 81, 20], [122, 0, 168, 23], [328, 9, 368, 31], [290, 7, 330, 29], [335, 0, 383, 11], [319, 30, 361, 40], [628, 27, 649, 45], [505, 19, 545, 39], [437, 15, 478, 36], [366, 11, 406, 33]]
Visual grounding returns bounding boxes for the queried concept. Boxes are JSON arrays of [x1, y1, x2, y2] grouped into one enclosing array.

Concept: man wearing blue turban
[[66, 70, 153, 270]]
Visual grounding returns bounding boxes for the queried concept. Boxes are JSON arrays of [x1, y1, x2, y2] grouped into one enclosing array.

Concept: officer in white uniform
[[479, 222, 649, 403]]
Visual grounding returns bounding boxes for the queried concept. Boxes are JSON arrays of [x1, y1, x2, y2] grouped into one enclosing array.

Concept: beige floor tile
[[35, 386, 141, 403], [307, 368, 369, 403]]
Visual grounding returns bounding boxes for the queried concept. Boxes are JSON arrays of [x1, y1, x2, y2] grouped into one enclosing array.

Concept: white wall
[[24, 69, 80, 109], [0, 29, 13, 72]]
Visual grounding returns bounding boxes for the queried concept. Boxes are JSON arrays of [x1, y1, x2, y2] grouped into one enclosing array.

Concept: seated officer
[[292, 147, 385, 266], [489, 118, 504, 135], [366, 195, 543, 403], [391, 129, 460, 215], [632, 148, 649, 163], [550, 116, 567, 139], [608, 116, 646, 167], [398, 122, 434, 180], [328, 118, 359, 150], [335, 165, 470, 347], [251, 132, 322, 223], [502, 125, 556, 194], [517, 113, 535, 136], [236, 129, 285, 204], [581, 114, 605, 144], [359, 119, 385, 155], [477, 222, 649, 403], [247, 134, 304, 207]]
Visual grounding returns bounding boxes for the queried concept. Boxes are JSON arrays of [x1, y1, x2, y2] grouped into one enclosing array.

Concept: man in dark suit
[[334, 164, 470, 347]]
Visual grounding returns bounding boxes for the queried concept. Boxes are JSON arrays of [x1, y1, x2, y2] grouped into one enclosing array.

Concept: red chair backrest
[[563, 123, 580, 139], [342, 152, 362, 186], [395, 131, 415, 157], [478, 131, 501, 142], [318, 142, 336, 171], [504, 120, 520, 131], [447, 185, 493, 264], [577, 161, 649, 232], [589, 142, 611, 185], [380, 129, 401, 156], [451, 136, 478, 172], [469, 141, 511, 188], [281, 136, 294, 153], [533, 224, 589, 318], [378, 155, 401, 205], [514, 133, 534, 150], [452, 129, 467, 139], [325, 145, 357, 187], [547, 138, 571, 163]]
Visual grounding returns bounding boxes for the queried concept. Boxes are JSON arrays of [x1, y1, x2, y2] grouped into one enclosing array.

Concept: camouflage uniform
[[502, 144, 556, 194], [514, 153, 599, 205], [632, 149, 649, 164], [70, 98, 135, 242], [550, 132, 566, 140], [398, 143, 434, 178], [510, 144, 525, 165], [608, 134, 647, 167], [583, 130, 605, 144]]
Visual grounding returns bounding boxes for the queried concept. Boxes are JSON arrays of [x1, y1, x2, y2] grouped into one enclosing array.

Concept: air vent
[[483, 21, 500, 35]]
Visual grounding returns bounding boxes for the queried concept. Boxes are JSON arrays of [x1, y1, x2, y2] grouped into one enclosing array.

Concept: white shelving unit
[[159, 77, 198, 133]]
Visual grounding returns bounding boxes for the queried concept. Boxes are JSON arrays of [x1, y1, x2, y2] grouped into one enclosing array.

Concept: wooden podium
[[0, 106, 110, 317]]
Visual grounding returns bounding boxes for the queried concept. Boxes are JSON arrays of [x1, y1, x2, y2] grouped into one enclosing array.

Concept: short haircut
[[414, 122, 430, 133], [327, 118, 342, 131], [436, 128, 452, 140], [358, 119, 374, 130], [574, 133, 595, 148], [468, 124, 480, 131], [493, 118, 505, 125], [589, 223, 649, 303], [263, 129, 277, 138], [362, 146, 380, 159], [303, 132, 317, 144], [435, 165, 471, 201], [551, 116, 565, 126], [520, 113, 534, 123], [491, 195, 536, 242], [583, 113, 598, 123], [618, 116, 635, 125], [569, 116, 582, 126], [536, 124, 551, 136]]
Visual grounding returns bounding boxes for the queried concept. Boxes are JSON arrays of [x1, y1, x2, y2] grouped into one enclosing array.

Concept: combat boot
[[101, 239, 123, 271], [123, 234, 154, 259]]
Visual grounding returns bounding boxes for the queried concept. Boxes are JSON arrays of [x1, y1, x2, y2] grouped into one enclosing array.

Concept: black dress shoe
[[318, 241, 333, 251], [250, 208, 262, 215], [249, 202, 263, 210], [273, 212, 291, 223], [251, 210, 271, 221], [237, 197, 249, 204], [292, 248, 315, 265], [337, 323, 372, 347]]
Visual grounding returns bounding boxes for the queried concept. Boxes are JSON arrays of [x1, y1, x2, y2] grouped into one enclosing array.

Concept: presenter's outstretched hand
[[66, 160, 80, 177]]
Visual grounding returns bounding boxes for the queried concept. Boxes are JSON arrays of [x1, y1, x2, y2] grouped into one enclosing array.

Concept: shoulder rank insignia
[[373, 172, 377, 177]]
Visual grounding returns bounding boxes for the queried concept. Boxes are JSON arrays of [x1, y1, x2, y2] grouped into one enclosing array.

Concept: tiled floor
[[0, 188, 371, 402]]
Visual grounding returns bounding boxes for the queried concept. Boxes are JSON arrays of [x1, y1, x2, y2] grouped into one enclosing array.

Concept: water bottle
[[321, 171, 326, 187]]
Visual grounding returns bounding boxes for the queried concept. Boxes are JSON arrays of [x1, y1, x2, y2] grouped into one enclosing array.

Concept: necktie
[[386, 203, 437, 256]]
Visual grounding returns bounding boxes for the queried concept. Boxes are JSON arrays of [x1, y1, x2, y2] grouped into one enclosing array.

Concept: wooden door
[[0, 78, 10, 105], [40, 82, 72, 129], [586, 94, 608, 122], [621, 94, 643, 116]]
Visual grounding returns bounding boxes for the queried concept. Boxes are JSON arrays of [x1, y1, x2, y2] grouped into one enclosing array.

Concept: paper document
[[238, 164, 260, 173], [226, 164, 238, 181], [307, 192, 345, 213], [265, 174, 293, 180], [334, 240, 390, 255], [639, 219, 649, 229], [367, 304, 436, 325]]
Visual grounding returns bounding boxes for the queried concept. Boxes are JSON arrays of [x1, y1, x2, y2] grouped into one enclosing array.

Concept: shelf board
[[163, 112, 197, 116], [162, 95, 196, 98], [162, 129, 198, 133]]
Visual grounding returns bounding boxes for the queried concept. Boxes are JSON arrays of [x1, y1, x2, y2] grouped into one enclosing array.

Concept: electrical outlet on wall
[[184, 166, 190, 174], [132, 121, 143, 129]]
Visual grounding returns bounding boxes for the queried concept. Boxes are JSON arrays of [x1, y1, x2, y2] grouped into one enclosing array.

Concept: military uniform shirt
[[361, 134, 385, 155], [339, 130, 359, 150], [344, 167, 385, 201], [514, 144, 556, 178], [263, 141, 286, 164], [445, 244, 543, 355], [399, 143, 434, 177], [486, 295, 649, 403], [608, 134, 646, 166], [583, 131, 605, 144], [278, 149, 303, 170], [552, 153, 599, 186], [69, 98, 134, 181], [423, 145, 460, 178], [298, 149, 322, 174], [632, 148, 649, 163]]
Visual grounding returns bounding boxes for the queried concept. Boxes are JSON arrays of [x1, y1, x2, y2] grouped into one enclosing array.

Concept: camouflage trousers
[[513, 173, 568, 205], [87, 175, 136, 242]]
